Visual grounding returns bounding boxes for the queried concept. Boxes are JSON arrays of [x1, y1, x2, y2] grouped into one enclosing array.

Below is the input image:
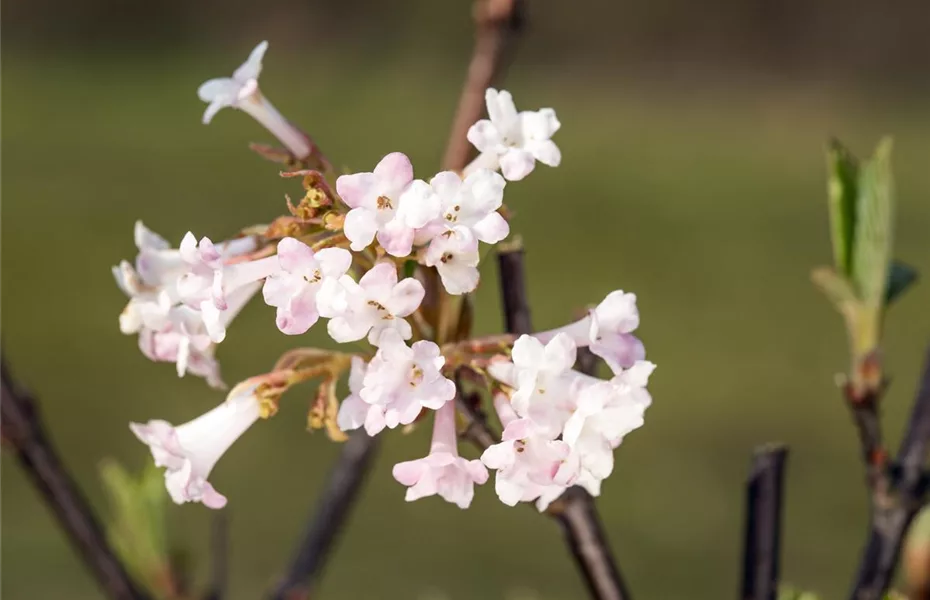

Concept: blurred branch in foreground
[[740, 445, 788, 600], [0, 358, 150, 600]]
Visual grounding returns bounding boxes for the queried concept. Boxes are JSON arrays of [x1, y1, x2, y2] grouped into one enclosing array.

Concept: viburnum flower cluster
[[118, 41, 653, 511]]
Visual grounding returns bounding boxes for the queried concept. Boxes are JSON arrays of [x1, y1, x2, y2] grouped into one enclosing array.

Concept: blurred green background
[[3, 1, 930, 598]]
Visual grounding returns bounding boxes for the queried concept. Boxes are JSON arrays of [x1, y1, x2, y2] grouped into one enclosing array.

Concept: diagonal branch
[[848, 342, 930, 600], [740, 444, 788, 600], [270, 430, 380, 600], [495, 246, 632, 600], [442, 0, 525, 171], [0, 358, 149, 600]]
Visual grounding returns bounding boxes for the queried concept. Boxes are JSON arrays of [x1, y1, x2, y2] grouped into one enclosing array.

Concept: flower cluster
[[120, 41, 652, 512]]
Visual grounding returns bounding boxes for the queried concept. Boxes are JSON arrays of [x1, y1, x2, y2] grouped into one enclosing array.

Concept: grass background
[[2, 44, 930, 599]]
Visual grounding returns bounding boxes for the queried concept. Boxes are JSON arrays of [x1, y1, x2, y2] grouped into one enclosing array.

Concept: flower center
[[440, 252, 454, 264], [408, 365, 424, 387], [376, 195, 393, 210]]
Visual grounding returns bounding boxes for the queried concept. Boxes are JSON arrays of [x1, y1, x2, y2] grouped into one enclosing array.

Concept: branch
[[0, 358, 149, 600], [441, 0, 525, 171], [495, 248, 632, 600], [740, 445, 788, 600], [270, 430, 380, 600], [848, 343, 930, 600], [497, 244, 533, 336]]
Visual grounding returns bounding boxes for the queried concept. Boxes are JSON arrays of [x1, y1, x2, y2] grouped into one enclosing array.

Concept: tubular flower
[[198, 41, 312, 158], [130, 381, 262, 508], [392, 401, 488, 508]]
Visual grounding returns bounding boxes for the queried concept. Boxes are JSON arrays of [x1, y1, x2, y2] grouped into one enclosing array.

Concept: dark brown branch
[[740, 445, 788, 600], [270, 430, 380, 600], [495, 248, 632, 600], [442, 0, 525, 171], [203, 511, 229, 600], [497, 245, 533, 336], [848, 343, 930, 600], [0, 358, 149, 600]]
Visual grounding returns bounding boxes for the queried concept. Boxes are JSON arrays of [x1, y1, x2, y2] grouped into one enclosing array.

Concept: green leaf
[[851, 138, 894, 308], [886, 260, 918, 305], [99, 460, 170, 597], [826, 139, 859, 276]]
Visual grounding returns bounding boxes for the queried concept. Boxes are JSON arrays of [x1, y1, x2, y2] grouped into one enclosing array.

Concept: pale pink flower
[[481, 394, 579, 507], [325, 262, 424, 345], [426, 169, 509, 244], [335, 153, 439, 256], [176, 232, 279, 311], [536, 290, 645, 374], [261, 237, 351, 335], [353, 329, 455, 435], [466, 88, 561, 181], [392, 401, 488, 508], [423, 227, 480, 295], [506, 333, 578, 436], [198, 41, 312, 158], [130, 380, 262, 508], [335, 357, 373, 433]]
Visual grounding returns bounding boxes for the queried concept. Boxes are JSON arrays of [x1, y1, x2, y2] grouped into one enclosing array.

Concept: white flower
[[481, 394, 579, 507], [536, 290, 645, 374], [350, 329, 456, 435], [504, 333, 578, 437], [325, 262, 424, 345], [130, 380, 262, 508], [176, 232, 280, 313], [466, 88, 561, 181], [392, 401, 488, 508], [427, 169, 509, 244], [335, 357, 373, 433], [423, 227, 481, 295], [335, 152, 440, 257], [261, 237, 352, 335], [198, 41, 312, 159]]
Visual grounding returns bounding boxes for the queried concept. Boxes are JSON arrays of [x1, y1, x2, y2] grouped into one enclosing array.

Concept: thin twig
[[0, 358, 149, 600], [204, 511, 229, 600], [270, 430, 380, 600], [495, 248, 632, 600], [848, 343, 930, 600], [740, 444, 788, 600], [442, 0, 525, 171]]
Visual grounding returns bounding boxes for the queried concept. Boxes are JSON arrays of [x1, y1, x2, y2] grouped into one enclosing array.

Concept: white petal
[[233, 41, 268, 83], [343, 208, 378, 251], [499, 149, 536, 181]]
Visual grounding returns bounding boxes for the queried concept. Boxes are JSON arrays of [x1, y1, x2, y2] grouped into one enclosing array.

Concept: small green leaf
[[826, 139, 859, 276], [851, 138, 894, 308], [100, 460, 171, 597], [886, 261, 918, 305]]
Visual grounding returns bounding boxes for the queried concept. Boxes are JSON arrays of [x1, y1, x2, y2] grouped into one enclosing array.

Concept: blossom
[[335, 153, 439, 256], [197, 41, 312, 159], [347, 329, 455, 435], [505, 333, 578, 437], [466, 88, 561, 181], [481, 394, 579, 507], [176, 232, 280, 313], [129, 380, 262, 508], [335, 357, 373, 433], [261, 237, 351, 335], [392, 401, 488, 508], [536, 290, 645, 374], [426, 169, 509, 244], [325, 262, 424, 345], [423, 227, 480, 295]]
